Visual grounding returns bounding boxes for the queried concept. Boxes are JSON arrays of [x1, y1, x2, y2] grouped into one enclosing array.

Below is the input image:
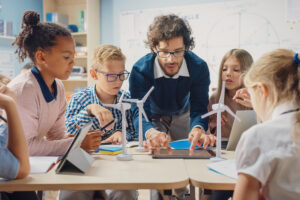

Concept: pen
[[0, 115, 7, 123], [100, 119, 115, 131]]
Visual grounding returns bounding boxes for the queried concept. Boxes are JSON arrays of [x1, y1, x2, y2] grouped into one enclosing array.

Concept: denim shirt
[[0, 123, 20, 180]]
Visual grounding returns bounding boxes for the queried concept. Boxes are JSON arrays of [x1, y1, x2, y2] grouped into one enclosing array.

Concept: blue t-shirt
[[0, 123, 20, 180]]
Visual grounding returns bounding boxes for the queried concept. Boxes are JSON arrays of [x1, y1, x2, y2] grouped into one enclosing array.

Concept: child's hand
[[81, 130, 104, 151], [233, 88, 252, 108], [0, 83, 16, 100], [102, 131, 122, 144], [87, 104, 114, 130]]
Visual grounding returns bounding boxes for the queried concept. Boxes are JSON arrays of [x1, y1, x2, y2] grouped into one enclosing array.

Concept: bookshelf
[[43, 0, 100, 96]]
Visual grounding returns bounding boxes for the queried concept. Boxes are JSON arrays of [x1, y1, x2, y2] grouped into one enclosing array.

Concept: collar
[[153, 56, 189, 79], [31, 66, 57, 103], [272, 102, 298, 119]]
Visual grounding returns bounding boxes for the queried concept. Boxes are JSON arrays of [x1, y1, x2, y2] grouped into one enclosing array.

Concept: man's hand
[[81, 130, 104, 151], [144, 129, 171, 151], [102, 131, 122, 144], [86, 104, 114, 130], [188, 127, 216, 152]]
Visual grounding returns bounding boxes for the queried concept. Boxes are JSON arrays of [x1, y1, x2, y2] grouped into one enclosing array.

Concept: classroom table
[[0, 153, 189, 192], [185, 150, 236, 199]]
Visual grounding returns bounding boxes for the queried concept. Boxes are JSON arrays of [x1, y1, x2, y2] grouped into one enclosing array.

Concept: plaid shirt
[[65, 86, 137, 141]]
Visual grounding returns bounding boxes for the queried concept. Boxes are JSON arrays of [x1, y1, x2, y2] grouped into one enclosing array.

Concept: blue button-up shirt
[[65, 86, 137, 141]]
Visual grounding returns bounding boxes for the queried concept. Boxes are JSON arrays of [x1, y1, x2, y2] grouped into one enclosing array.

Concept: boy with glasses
[[65, 44, 136, 144], [61, 45, 137, 200]]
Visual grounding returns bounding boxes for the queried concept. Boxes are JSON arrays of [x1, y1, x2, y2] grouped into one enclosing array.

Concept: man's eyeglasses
[[155, 47, 185, 58], [96, 69, 130, 82]]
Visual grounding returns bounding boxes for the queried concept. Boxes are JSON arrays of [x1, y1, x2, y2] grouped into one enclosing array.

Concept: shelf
[[63, 78, 87, 82], [71, 32, 87, 37], [0, 35, 15, 46], [74, 56, 87, 60]]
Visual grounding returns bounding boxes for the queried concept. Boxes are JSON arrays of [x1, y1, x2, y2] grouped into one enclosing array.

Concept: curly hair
[[145, 14, 195, 52], [13, 10, 71, 63]]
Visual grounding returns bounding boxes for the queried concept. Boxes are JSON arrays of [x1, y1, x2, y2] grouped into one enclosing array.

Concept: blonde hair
[[215, 49, 253, 102], [244, 49, 300, 145], [0, 74, 11, 85], [92, 45, 126, 69]]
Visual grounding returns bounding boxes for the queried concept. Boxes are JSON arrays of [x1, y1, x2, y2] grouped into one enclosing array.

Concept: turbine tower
[[201, 81, 240, 162]]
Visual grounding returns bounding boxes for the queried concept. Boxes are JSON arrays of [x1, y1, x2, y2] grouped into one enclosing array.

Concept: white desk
[[0, 154, 189, 192]]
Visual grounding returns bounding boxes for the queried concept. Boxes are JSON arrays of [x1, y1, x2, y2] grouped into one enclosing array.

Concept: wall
[[0, 0, 43, 76], [100, 0, 228, 46]]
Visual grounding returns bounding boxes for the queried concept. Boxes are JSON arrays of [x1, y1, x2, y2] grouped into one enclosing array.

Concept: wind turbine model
[[124, 86, 154, 152], [201, 81, 241, 162], [103, 92, 132, 161]]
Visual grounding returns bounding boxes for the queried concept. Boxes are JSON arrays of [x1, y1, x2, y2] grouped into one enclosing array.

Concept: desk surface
[[185, 151, 236, 190], [0, 154, 189, 192]]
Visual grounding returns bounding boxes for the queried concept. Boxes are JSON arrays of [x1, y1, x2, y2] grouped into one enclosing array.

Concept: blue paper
[[169, 139, 202, 149]]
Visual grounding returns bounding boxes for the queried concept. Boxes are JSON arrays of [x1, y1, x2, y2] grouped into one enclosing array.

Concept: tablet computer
[[56, 122, 93, 173], [152, 149, 216, 159]]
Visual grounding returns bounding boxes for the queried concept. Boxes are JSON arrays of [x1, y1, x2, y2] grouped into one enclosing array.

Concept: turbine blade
[[224, 106, 241, 121], [123, 99, 138, 103], [140, 108, 149, 122], [142, 86, 154, 102], [219, 81, 225, 104], [119, 91, 125, 102], [201, 110, 218, 119]]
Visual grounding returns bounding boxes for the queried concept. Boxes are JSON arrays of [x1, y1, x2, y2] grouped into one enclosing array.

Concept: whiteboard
[[120, 0, 300, 91]]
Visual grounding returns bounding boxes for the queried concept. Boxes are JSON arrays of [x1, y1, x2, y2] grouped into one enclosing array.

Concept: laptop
[[226, 110, 257, 151]]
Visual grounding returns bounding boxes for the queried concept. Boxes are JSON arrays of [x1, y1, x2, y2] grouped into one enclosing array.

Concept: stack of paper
[[30, 156, 58, 174], [206, 159, 237, 179], [95, 146, 122, 155]]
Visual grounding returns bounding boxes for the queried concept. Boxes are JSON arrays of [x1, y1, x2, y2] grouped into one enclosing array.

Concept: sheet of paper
[[206, 159, 237, 179], [30, 156, 58, 174], [100, 141, 139, 148]]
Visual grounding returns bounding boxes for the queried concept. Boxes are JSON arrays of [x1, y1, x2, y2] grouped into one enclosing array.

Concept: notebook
[[30, 156, 59, 174], [207, 159, 237, 179]]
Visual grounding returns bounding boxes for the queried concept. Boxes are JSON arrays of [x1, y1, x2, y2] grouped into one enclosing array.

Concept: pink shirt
[[8, 71, 73, 156]]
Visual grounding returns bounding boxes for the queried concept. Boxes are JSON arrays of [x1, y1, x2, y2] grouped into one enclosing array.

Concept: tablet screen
[[152, 149, 216, 159]]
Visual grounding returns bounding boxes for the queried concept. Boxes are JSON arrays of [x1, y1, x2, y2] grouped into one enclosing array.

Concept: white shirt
[[236, 102, 300, 200], [153, 57, 189, 79]]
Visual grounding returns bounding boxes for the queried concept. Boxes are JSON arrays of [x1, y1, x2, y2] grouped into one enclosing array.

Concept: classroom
[[0, 0, 300, 200]]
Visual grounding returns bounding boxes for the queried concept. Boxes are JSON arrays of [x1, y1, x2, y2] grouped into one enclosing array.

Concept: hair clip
[[293, 53, 299, 64]]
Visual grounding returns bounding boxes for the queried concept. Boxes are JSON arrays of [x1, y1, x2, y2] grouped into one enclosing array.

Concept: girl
[[233, 49, 300, 199], [0, 83, 39, 200], [208, 49, 253, 139], [8, 10, 101, 156]]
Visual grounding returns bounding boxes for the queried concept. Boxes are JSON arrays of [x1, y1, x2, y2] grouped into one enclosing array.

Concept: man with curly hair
[[129, 14, 215, 154]]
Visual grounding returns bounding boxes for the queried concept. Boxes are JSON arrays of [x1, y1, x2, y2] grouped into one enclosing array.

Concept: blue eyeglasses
[[96, 69, 130, 82]]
